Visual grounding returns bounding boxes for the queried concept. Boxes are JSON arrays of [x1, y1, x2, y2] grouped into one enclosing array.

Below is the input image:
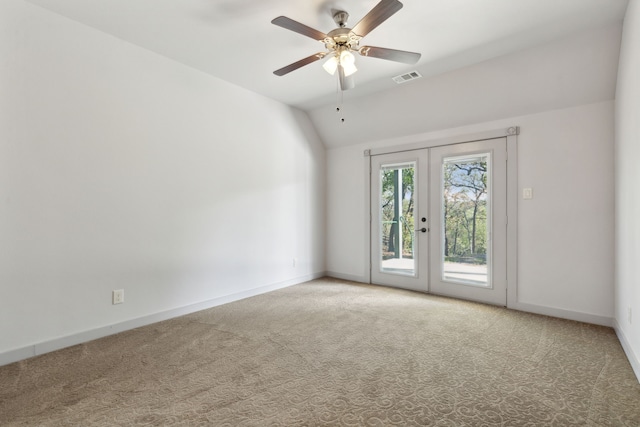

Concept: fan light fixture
[[272, 0, 421, 92], [322, 56, 338, 75], [322, 50, 357, 77], [340, 51, 357, 76]]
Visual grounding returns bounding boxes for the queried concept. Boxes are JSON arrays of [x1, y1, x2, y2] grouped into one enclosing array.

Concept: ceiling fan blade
[[338, 66, 355, 91], [351, 0, 403, 38], [273, 52, 327, 76], [271, 16, 328, 41], [359, 46, 421, 64]]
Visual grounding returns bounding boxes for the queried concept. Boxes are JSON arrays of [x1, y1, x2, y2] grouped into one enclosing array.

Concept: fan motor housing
[[326, 28, 360, 51]]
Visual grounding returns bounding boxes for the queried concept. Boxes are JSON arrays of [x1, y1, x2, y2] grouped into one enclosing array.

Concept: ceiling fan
[[272, 0, 421, 91]]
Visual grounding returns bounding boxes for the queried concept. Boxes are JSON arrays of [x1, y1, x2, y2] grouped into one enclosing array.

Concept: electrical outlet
[[629, 307, 633, 324], [112, 289, 124, 305], [293, 258, 298, 268]]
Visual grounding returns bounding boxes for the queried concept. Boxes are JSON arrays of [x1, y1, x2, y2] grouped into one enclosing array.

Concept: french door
[[370, 150, 428, 292], [370, 138, 508, 306]]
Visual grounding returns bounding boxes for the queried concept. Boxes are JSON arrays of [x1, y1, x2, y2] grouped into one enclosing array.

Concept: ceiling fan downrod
[[332, 10, 349, 28]]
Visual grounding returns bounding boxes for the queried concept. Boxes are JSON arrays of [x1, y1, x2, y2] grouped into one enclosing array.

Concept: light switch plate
[[523, 188, 533, 200]]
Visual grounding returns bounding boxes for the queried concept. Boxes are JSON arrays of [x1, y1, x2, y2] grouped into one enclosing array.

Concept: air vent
[[392, 70, 422, 84]]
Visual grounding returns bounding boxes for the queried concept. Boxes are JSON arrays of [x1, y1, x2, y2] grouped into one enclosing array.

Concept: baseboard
[[0, 272, 324, 367], [325, 271, 367, 284], [324, 273, 614, 327], [0, 346, 36, 368], [508, 301, 613, 327], [614, 319, 640, 383]]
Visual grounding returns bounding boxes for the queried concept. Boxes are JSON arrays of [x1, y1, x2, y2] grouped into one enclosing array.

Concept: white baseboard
[[325, 273, 614, 327], [0, 272, 324, 367], [614, 319, 640, 383], [508, 301, 613, 327], [325, 271, 367, 284]]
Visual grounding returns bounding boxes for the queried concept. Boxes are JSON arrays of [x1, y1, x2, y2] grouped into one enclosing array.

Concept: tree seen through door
[[380, 165, 415, 274], [442, 155, 489, 286]]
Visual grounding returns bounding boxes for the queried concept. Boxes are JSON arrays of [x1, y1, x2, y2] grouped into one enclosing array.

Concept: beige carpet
[[1, 278, 639, 426]]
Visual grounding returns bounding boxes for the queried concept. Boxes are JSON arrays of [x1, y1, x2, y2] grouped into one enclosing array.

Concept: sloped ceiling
[[24, 0, 629, 147]]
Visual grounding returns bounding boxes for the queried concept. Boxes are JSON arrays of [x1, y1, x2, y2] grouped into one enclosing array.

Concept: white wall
[[0, 0, 325, 364], [615, 0, 640, 378], [327, 101, 615, 325]]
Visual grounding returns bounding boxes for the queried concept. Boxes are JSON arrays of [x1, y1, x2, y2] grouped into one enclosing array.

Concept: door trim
[[368, 127, 519, 156], [364, 126, 518, 307]]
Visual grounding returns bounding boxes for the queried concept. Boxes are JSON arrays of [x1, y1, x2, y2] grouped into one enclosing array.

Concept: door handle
[[417, 217, 428, 233]]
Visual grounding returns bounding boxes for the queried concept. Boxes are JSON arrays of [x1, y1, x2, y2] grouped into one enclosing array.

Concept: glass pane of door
[[379, 162, 416, 276], [442, 154, 490, 287]]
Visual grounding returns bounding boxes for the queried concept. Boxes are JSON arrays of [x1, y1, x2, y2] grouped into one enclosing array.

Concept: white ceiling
[[24, 0, 629, 112]]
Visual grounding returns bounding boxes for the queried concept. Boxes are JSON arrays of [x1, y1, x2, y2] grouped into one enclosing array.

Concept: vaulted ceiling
[[24, 0, 629, 146]]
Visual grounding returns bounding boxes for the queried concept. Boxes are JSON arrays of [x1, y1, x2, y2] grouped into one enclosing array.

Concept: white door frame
[[364, 127, 519, 307]]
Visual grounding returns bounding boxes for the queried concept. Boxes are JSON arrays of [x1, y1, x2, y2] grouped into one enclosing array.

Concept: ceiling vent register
[[393, 70, 422, 84]]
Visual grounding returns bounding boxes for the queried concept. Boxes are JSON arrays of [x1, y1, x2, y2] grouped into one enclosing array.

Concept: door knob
[[419, 227, 427, 233]]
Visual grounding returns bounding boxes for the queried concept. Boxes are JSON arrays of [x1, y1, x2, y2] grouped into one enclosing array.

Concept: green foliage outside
[[381, 167, 415, 259], [444, 159, 488, 265], [380, 158, 488, 265]]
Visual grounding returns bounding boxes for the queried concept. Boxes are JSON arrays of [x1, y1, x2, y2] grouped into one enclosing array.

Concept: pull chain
[[335, 77, 345, 123]]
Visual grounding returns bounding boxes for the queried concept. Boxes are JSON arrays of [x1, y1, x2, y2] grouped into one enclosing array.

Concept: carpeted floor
[[1, 278, 639, 426]]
